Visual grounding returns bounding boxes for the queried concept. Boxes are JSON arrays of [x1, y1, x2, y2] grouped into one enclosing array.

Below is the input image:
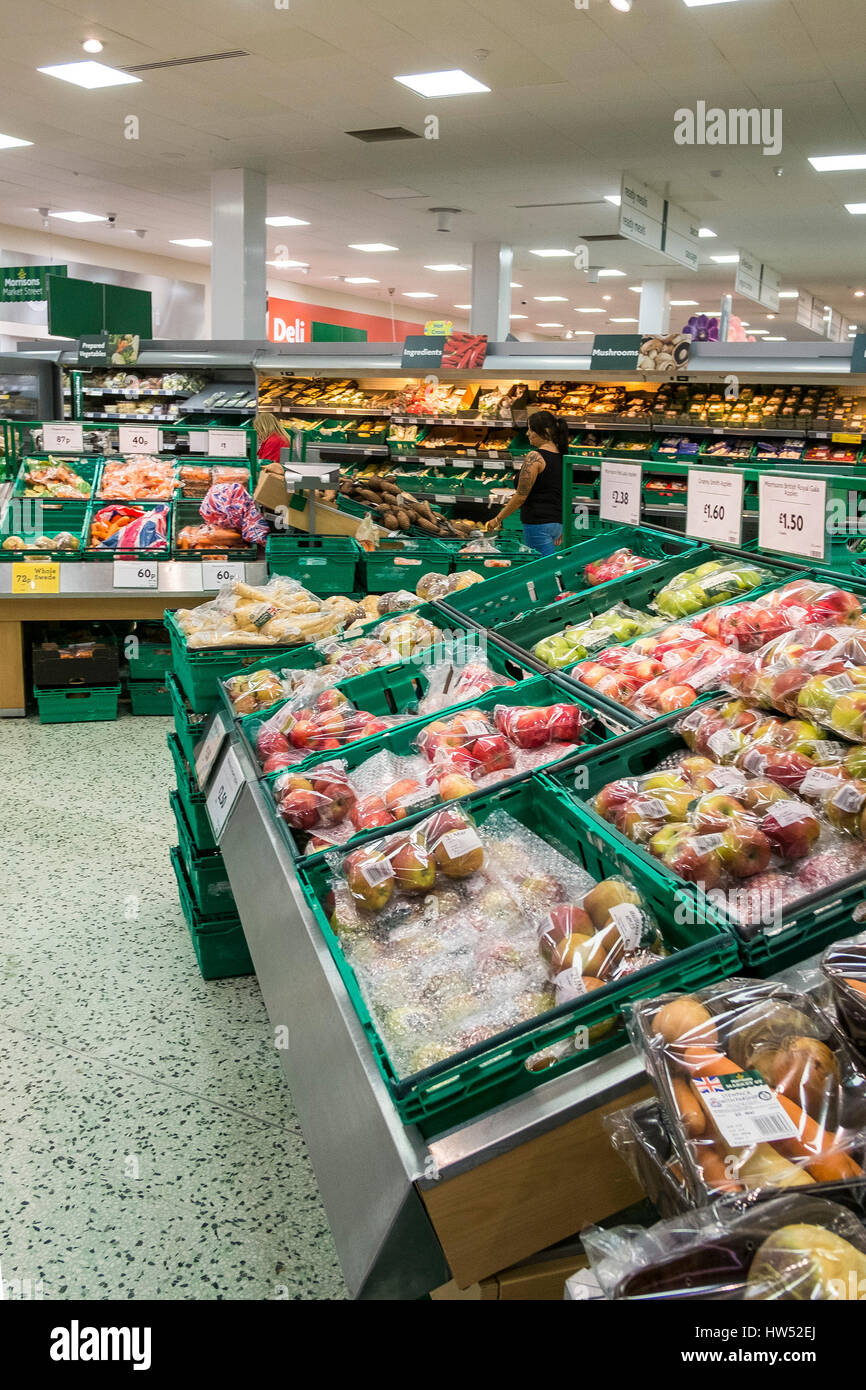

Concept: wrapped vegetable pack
[[584, 547, 653, 588], [89, 503, 169, 551], [533, 604, 661, 670], [20, 458, 91, 498], [588, 749, 866, 929], [174, 576, 357, 649], [415, 569, 485, 601], [98, 456, 177, 501], [629, 979, 866, 1204], [324, 804, 664, 1077], [584, 1190, 866, 1300], [652, 558, 771, 621]]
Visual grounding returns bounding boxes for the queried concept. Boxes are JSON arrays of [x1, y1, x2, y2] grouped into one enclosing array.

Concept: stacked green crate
[[31, 625, 121, 724], [166, 661, 252, 979], [126, 621, 172, 715]]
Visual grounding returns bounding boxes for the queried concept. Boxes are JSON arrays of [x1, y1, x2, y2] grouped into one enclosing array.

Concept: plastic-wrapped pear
[[746, 1224, 866, 1300]]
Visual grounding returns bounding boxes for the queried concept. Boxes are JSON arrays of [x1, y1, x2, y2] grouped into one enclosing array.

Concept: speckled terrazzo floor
[[0, 713, 347, 1300]]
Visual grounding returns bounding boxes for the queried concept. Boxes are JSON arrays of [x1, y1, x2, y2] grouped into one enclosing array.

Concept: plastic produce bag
[[415, 569, 485, 601], [323, 804, 662, 1078], [174, 575, 353, 649], [223, 666, 293, 716], [628, 978, 866, 1204], [822, 933, 866, 1059], [533, 604, 661, 670], [97, 455, 177, 500], [584, 547, 653, 588], [604, 1098, 691, 1219], [652, 559, 772, 620], [272, 759, 358, 837], [89, 503, 169, 551], [583, 1190, 866, 1300], [200, 481, 268, 544], [256, 687, 394, 772], [415, 654, 516, 715]]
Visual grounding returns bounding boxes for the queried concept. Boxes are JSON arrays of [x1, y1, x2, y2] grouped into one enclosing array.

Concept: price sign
[[119, 425, 160, 454], [434, 493, 455, 504], [194, 715, 227, 790], [112, 560, 159, 589], [832, 432, 862, 445], [482, 460, 506, 472], [208, 429, 247, 458], [11, 562, 60, 594], [686, 468, 744, 546], [201, 561, 245, 590], [206, 744, 245, 841], [42, 423, 83, 452], [759, 475, 827, 561], [600, 460, 642, 525]]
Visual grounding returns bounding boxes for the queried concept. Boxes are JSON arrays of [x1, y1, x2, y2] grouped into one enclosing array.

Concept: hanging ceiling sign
[[618, 174, 699, 272], [734, 250, 781, 311], [0, 264, 67, 302]]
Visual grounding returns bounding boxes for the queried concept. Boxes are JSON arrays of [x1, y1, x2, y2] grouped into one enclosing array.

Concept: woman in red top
[[254, 412, 294, 462]]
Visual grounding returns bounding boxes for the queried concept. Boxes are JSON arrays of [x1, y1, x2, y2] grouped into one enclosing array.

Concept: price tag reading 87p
[[42, 422, 84, 452], [599, 459, 642, 526], [759, 474, 827, 561], [686, 468, 744, 547]]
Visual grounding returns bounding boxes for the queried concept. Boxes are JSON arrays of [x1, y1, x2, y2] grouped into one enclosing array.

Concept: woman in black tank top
[[488, 409, 569, 556]]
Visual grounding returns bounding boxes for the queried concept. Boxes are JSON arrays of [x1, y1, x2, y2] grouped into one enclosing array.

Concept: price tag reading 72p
[[759, 474, 827, 562], [600, 459, 642, 526], [686, 468, 744, 547], [206, 744, 245, 842]]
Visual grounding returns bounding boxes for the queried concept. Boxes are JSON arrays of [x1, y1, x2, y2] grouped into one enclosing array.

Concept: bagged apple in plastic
[[533, 604, 661, 670], [653, 560, 772, 621], [272, 761, 358, 833], [627, 977, 866, 1205], [415, 652, 515, 716], [584, 547, 653, 587], [822, 933, 866, 1057]]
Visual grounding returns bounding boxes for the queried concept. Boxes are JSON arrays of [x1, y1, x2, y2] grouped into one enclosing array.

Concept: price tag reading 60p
[[686, 468, 744, 547], [201, 561, 245, 590], [113, 560, 158, 589], [759, 474, 827, 562], [600, 459, 642, 526]]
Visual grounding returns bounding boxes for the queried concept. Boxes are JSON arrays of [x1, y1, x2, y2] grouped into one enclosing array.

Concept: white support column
[[638, 278, 670, 335], [470, 241, 512, 341], [210, 168, 267, 339]]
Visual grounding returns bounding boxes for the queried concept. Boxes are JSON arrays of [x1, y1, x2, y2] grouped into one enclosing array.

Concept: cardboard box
[[253, 462, 290, 513]]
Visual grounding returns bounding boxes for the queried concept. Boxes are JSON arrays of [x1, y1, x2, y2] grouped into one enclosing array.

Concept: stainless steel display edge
[[218, 729, 649, 1295], [0, 560, 268, 596]]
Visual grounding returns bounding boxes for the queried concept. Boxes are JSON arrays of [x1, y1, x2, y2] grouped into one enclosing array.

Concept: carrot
[[844, 977, 866, 997]]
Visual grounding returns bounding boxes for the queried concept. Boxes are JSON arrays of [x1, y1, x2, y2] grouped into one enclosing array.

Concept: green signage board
[[0, 264, 67, 302], [77, 333, 140, 366], [851, 334, 866, 374]]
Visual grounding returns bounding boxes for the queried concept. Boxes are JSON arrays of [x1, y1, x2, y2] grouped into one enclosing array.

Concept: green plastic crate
[[34, 683, 120, 724], [171, 498, 258, 563], [264, 669, 626, 859], [0, 514, 85, 561], [266, 535, 361, 595], [439, 538, 539, 576], [170, 847, 253, 980], [549, 724, 866, 975], [298, 771, 739, 1136], [362, 537, 452, 593], [83, 499, 173, 562], [166, 731, 217, 851], [164, 609, 321, 714], [236, 629, 541, 770], [443, 526, 702, 628], [127, 625, 172, 678], [168, 672, 209, 767], [170, 790, 237, 917], [129, 679, 172, 716], [11, 454, 100, 505]]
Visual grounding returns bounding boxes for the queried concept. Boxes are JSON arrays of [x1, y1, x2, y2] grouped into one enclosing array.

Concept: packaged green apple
[[652, 558, 772, 621], [627, 978, 866, 1206], [583, 1190, 866, 1300], [587, 750, 866, 932], [324, 805, 663, 1079], [532, 604, 661, 670]]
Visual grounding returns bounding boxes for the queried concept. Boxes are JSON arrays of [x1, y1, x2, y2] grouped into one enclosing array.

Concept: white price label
[[113, 560, 158, 589], [206, 745, 245, 841], [194, 716, 228, 789], [599, 460, 642, 525], [692, 1070, 799, 1149], [207, 429, 247, 458], [759, 474, 827, 561], [42, 422, 84, 452], [201, 561, 245, 590], [483, 460, 506, 472], [434, 494, 455, 504], [686, 468, 744, 547], [119, 425, 160, 454]]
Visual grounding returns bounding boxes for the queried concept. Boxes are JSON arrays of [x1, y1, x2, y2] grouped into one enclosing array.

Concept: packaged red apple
[[627, 979, 866, 1205], [254, 685, 397, 773], [697, 579, 863, 653], [587, 752, 866, 930], [272, 760, 359, 841], [415, 653, 516, 716], [584, 548, 653, 588], [574, 625, 735, 719], [414, 700, 588, 781], [583, 1190, 866, 1300], [627, 644, 739, 720], [324, 803, 662, 1078], [223, 665, 294, 716], [822, 934, 866, 1058], [728, 627, 866, 743], [315, 610, 443, 668]]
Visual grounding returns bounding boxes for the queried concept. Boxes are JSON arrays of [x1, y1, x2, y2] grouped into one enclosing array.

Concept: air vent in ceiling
[[346, 126, 420, 143], [581, 233, 627, 242], [126, 50, 248, 73]]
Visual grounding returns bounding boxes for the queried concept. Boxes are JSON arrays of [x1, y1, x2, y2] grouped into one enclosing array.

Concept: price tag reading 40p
[[208, 429, 247, 458], [42, 422, 83, 452], [118, 425, 160, 454], [686, 468, 744, 547], [759, 474, 827, 562], [206, 744, 245, 842], [112, 560, 158, 589], [201, 561, 245, 590], [600, 460, 642, 526]]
